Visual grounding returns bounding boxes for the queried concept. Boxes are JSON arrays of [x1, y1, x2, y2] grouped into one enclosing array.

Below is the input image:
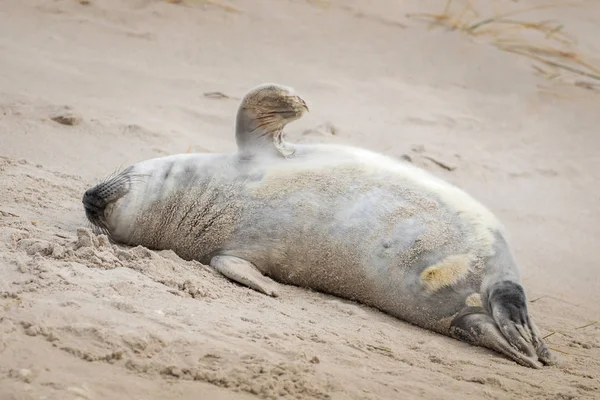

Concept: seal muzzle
[[82, 169, 133, 232]]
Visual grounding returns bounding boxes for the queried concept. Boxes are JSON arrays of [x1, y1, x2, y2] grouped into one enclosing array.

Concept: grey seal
[[82, 83, 555, 368]]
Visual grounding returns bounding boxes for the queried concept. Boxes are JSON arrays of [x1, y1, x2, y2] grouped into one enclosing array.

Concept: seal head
[[82, 165, 141, 241], [235, 83, 309, 158]]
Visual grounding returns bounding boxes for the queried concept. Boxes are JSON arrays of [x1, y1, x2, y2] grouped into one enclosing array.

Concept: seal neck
[[235, 107, 295, 158]]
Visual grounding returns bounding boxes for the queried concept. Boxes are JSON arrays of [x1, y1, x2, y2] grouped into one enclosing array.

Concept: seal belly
[[223, 174, 476, 319]]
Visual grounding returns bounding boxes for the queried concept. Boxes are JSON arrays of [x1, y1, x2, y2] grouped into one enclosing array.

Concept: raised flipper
[[235, 83, 308, 158], [210, 255, 280, 297]]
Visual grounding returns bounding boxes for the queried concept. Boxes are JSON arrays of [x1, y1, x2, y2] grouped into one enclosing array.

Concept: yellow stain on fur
[[420, 254, 472, 293], [465, 292, 482, 307]]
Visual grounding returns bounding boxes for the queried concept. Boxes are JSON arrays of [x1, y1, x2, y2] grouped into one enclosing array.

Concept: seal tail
[[449, 233, 555, 368]]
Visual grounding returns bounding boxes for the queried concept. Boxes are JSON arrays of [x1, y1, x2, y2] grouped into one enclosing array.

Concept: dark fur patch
[[162, 161, 175, 181], [487, 280, 528, 322]]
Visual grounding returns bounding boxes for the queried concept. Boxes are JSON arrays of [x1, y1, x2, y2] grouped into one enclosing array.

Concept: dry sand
[[1, 0, 599, 399]]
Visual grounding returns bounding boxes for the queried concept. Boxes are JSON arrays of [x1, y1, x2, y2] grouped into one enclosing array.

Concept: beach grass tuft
[[407, 0, 600, 90]]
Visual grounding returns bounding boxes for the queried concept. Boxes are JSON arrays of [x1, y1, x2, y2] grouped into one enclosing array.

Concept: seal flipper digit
[[210, 255, 280, 297], [449, 306, 543, 368], [486, 280, 556, 366]]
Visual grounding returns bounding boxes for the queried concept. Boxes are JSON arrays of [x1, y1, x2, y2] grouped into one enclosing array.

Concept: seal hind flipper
[[464, 231, 557, 367], [210, 255, 280, 297], [486, 281, 556, 365], [449, 306, 544, 368]]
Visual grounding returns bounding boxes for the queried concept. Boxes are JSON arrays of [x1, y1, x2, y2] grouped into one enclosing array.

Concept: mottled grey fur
[[82, 83, 555, 368], [83, 143, 555, 368]]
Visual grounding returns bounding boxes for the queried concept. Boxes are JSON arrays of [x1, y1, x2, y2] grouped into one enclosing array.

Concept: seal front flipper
[[210, 255, 280, 297]]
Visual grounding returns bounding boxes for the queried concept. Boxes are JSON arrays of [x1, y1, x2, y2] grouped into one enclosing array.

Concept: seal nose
[[82, 187, 107, 222]]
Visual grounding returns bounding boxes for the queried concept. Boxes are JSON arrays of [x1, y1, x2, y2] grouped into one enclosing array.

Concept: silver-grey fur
[[82, 84, 555, 368]]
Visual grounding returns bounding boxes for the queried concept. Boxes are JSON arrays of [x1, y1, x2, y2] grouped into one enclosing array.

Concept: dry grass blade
[[165, 0, 240, 13], [0, 210, 20, 217], [542, 329, 573, 339], [406, 0, 462, 29], [549, 347, 590, 358], [542, 331, 556, 340], [498, 42, 596, 70], [410, 0, 600, 90], [423, 156, 456, 171], [467, 2, 580, 31], [575, 320, 599, 330], [366, 344, 393, 353], [202, 0, 240, 13], [532, 64, 561, 80], [203, 91, 240, 100], [528, 295, 580, 307], [454, 0, 477, 26], [498, 44, 600, 81], [405, 13, 450, 25], [472, 19, 573, 44]]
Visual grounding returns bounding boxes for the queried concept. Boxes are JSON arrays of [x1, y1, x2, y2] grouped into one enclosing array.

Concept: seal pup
[[82, 84, 555, 368], [235, 83, 308, 159]]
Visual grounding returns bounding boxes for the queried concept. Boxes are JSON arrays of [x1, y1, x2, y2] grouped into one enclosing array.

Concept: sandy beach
[[1, 0, 599, 399]]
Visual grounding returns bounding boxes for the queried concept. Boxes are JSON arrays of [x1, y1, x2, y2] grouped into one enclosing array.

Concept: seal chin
[[82, 168, 133, 236]]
